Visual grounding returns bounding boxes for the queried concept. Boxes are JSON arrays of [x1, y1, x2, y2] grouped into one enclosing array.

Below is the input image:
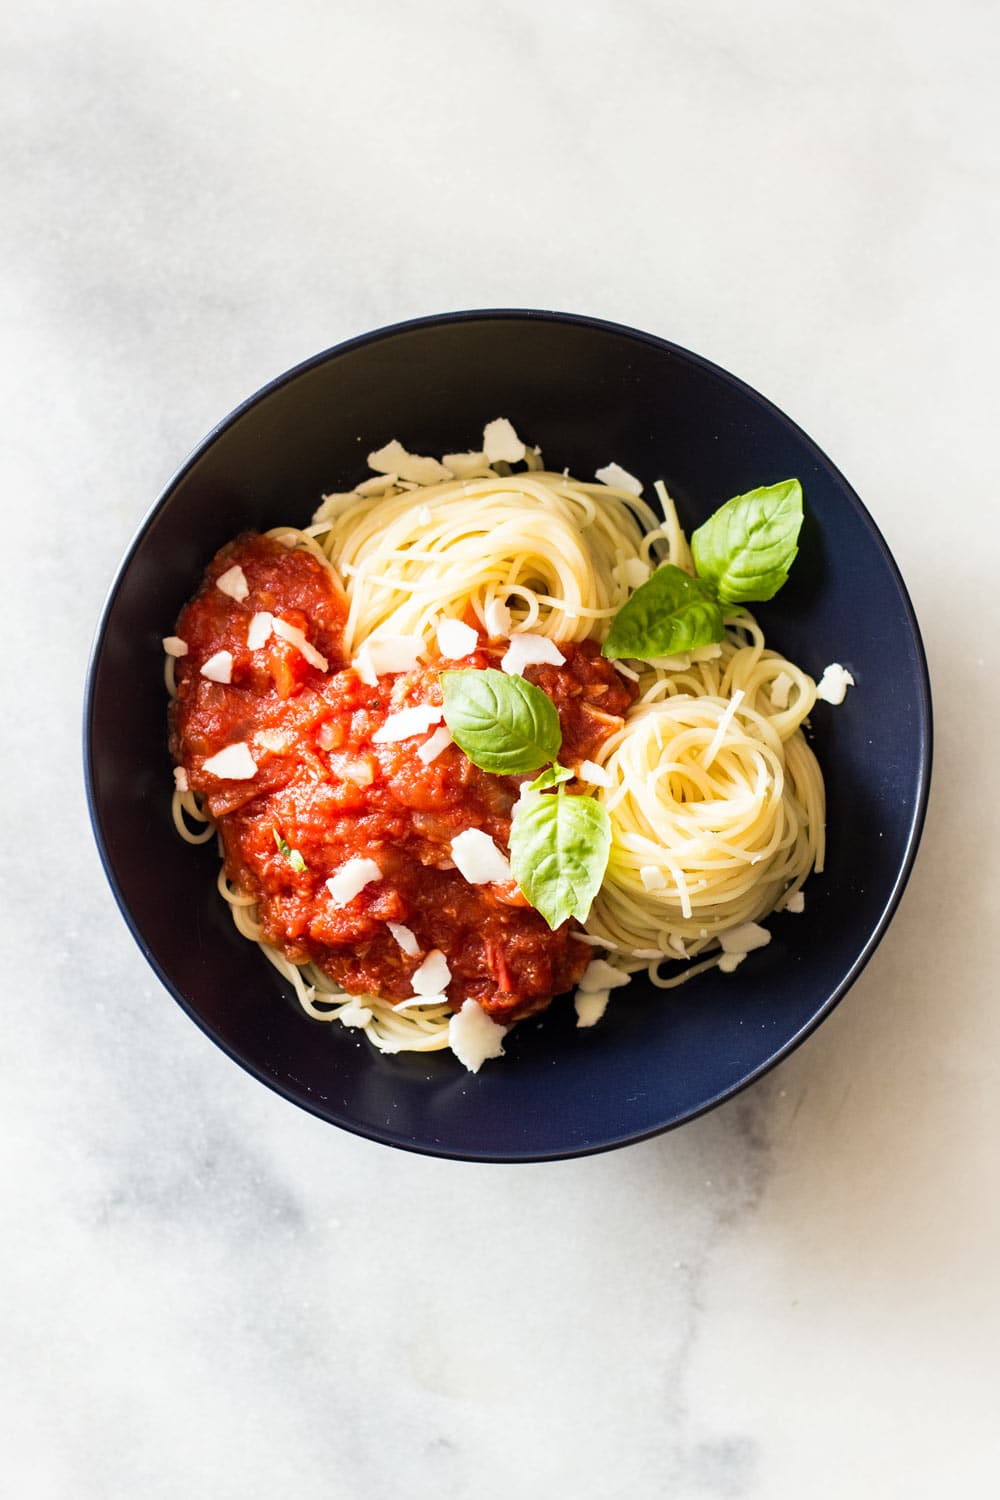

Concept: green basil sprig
[[440, 667, 560, 774], [509, 785, 611, 930], [602, 478, 804, 661], [273, 829, 307, 873], [439, 669, 610, 928]]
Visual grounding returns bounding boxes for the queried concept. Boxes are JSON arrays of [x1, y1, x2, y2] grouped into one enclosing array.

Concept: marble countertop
[[4, 1, 998, 1494]]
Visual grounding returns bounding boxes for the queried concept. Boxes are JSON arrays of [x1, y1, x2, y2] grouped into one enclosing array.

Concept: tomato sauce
[[170, 534, 635, 1023]]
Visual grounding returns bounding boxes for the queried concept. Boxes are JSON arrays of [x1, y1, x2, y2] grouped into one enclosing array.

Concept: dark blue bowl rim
[[82, 307, 934, 1162]]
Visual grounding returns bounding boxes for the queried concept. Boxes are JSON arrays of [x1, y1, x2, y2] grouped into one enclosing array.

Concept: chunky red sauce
[[170, 535, 635, 1023]]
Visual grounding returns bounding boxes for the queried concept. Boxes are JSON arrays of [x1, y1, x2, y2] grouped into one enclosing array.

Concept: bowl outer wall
[[84, 310, 932, 1161]]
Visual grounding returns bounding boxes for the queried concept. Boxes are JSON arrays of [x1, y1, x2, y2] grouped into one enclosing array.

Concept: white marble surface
[[3, 1, 999, 1494]]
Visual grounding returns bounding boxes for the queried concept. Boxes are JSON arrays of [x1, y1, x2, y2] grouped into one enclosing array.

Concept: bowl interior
[[85, 312, 931, 1160]]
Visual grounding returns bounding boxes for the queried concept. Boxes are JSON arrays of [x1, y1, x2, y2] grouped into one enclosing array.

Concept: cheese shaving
[[372, 704, 444, 743], [482, 418, 526, 464], [387, 922, 421, 957], [216, 565, 249, 602], [200, 650, 233, 684], [484, 599, 512, 637], [816, 663, 855, 705], [575, 990, 611, 1028], [247, 612, 273, 650], [577, 959, 631, 993], [202, 742, 257, 780], [271, 616, 328, 672], [719, 922, 771, 955], [353, 634, 424, 685], [784, 890, 805, 913], [325, 857, 382, 907], [173, 766, 189, 792], [450, 828, 512, 885], [367, 439, 452, 486], [448, 999, 507, 1072], [436, 618, 478, 658], [417, 725, 452, 764], [500, 634, 566, 675], [579, 759, 612, 788], [701, 689, 745, 770], [411, 948, 451, 996], [640, 866, 666, 892], [162, 636, 188, 657], [595, 462, 643, 496]]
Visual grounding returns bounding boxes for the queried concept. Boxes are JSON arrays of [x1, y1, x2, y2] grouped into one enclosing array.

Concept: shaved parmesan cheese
[[719, 922, 771, 955], [691, 644, 723, 662], [769, 670, 794, 709], [372, 704, 444, 743], [417, 725, 452, 764], [335, 999, 373, 1028], [367, 439, 452, 486], [436, 618, 478, 658], [448, 999, 507, 1072], [353, 634, 424, 685], [355, 472, 399, 496], [611, 660, 640, 682], [595, 462, 643, 496], [500, 634, 566, 675], [247, 612, 273, 650], [325, 857, 382, 907], [271, 617, 328, 672], [785, 890, 805, 913], [442, 450, 489, 477], [484, 598, 512, 637], [200, 650, 233, 684], [613, 557, 652, 589], [816, 662, 855, 705], [718, 952, 746, 974], [702, 689, 745, 770], [575, 990, 610, 1028], [162, 636, 188, 657], [578, 958, 631, 993], [387, 922, 421, 957], [570, 932, 621, 950], [216, 564, 249, 602], [668, 934, 687, 956], [648, 652, 692, 671], [482, 418, 526, 464], [202, 742, 257, 780], [579, 759, 612, 788], [173, 766, 189, 792], [450, 828, 512, 885], [411, 948, 451, 996], [255, 730, 286, 752], [640, 866, 666, 892]]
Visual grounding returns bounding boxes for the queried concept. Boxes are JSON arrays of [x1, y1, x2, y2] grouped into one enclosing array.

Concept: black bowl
[[84, 310, 931, 1161]]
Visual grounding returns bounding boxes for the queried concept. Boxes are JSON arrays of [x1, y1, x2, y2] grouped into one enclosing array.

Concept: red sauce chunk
[[169, 534, 636, 1024]]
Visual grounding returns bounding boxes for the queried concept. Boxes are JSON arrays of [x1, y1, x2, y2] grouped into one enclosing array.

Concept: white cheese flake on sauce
[[417, 725, 452, 764], [816, 662, 855, 705], [579, 759, 612, 787], [482, 417, 526, 464], [173, 766, 189, 792], [200, 650, 233, 684], [484, 598, 512, 637], [719, 922, 771, 955], [785, 890, 805, 913], [325, 857, 382, 907], [202, 742, 257, 780], [575, 990, 611, 1028], [271, 616, 328, 672], [387, 922, 421, 957], [411, 948, 452, 996], [436, 618, 478, 658], [216, 564, 249, 602], [500, 633, 566, 675], [595, 461, 643, 496], [450, 829, 512, 885], [578, 958, 631, 993], [448, 999, 507, 1072], [353, 634, 424, 685], [372, 704, 444, 743], [640, 865, 666, 892], [247, 611, 273, 650], [367, 439, 452, 486], [162, 636, 188, 657]]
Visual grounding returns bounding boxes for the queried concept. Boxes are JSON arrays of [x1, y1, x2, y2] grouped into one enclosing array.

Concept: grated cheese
[[411, 948, 451, 996], [200, 650, 233, 684], [372, 704, 444, 743], [216, 564, 249, 602], [482, 417, 526, 464], [577, 959, 631, 993], [271, 616, 328, 672], [202, 742, 257, 780], [355, 472, 399, 497], [575, 990, 611, 1028], [367, 439, 452, 486], [450, 828, 512, 885], [500, 633, 566, 675], [595, 461, 643, 496], [785, 891, 805, 913], [718, 952, 746, 974], [247, 612, 273, 650], [442, 450, 489, 477], [162, 636, 188, 657], [448, 999, 507, 1072], [436, 618, 478, 658], [816, 662, 855, 705], [353, 634, 424, 685], [325, 857, 382, 907], [173, 766, 189, 792], [417, 725, 452, 764], [719, 922, 771, 955], [387, 921, 421, 957]]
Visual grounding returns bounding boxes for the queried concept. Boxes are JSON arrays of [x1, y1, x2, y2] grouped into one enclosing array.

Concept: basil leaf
[[510, 788, 611, 930], [691, 479, 803, 604], [602, 564, 724, 661], [440, 668, 561, 775], [526, 763, 573, 793], [274, 829, 307, 873]]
